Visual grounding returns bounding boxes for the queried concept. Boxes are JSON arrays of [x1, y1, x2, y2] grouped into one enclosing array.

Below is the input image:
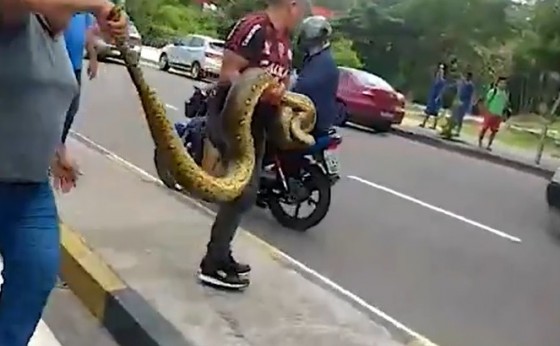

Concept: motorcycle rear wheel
[[268, 165, 331, 232]]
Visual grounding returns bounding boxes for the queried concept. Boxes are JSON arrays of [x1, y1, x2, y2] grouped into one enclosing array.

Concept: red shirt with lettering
[[225, 12, 292, 79], [207, 12, 292, 151]]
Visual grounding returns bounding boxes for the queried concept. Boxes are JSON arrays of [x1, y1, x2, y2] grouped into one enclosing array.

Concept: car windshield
[[347, 68, 394, 91], [209, 41, 225, 51]]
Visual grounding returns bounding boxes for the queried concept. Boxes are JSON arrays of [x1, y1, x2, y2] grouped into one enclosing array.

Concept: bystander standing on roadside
[[420, 63, 446, 129], [453, 71, 475, 136], [478, 76, 510, 150], [0, 2, 126, 345], [61, 12, 99, 143]]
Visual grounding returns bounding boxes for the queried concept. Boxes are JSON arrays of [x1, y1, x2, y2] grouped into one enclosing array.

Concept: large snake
[[109, 7, 316, 202]]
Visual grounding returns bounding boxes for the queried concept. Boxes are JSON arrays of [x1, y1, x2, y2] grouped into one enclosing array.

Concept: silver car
[[93, 19, 142, 66], [158, 34, 224, 80]]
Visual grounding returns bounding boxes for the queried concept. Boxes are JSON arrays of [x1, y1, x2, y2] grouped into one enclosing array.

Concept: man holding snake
[[199, 0, 310, 290]]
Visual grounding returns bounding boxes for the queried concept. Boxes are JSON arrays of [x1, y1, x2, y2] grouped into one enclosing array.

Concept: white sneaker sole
[[197, 272, 249, 289], [197, 268, 250, 277]]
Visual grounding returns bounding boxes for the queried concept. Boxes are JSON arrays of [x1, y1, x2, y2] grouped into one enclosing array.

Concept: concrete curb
[[392, 127, 555, 179], [59, 223, 193, 346]]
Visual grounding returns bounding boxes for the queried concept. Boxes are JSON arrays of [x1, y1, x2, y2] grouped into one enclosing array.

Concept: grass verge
[[404, 110, 560, 158]]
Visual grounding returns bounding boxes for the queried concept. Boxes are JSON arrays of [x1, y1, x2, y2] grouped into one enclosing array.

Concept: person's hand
[[93, 2, 128, 43], [261, 80, 286, 106], [50, 145, 81, 194], [88, 57, 99, 79]]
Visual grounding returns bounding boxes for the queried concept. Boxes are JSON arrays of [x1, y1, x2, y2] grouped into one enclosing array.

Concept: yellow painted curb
[[59, 223, 126, 320], [59, 223, 191, 346]]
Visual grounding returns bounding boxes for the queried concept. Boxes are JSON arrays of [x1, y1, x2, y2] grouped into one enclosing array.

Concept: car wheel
[[335, 100, 349, 127], [547, 207, 560, 238], [191, 62, 202, 80], [159, 54, 170, 71], [372, 121, 392, 133]]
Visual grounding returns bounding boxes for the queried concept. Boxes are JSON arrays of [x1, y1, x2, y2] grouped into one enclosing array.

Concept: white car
[[158, 34, 224, 80]]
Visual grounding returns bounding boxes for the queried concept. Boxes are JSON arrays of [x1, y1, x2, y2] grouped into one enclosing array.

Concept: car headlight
[[552, 167, 560, 183]]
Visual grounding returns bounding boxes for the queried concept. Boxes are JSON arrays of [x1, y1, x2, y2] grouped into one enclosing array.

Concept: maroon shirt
[[206, 13, 293, 153], [224, 12, 292, 80]]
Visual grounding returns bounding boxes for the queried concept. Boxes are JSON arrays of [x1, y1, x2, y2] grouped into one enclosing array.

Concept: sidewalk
[[56, 137, 414, 346], [394, 117, 560, 178]]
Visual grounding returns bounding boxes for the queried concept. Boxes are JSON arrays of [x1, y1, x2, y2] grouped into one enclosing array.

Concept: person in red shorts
[[478, 77, 509, 151]]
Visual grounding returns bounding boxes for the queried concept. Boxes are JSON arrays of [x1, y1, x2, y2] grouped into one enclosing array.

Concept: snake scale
[[109, 6, 317, 202]]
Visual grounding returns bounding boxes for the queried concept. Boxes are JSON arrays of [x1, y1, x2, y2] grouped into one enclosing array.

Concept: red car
[[336, 67, 405, 132]]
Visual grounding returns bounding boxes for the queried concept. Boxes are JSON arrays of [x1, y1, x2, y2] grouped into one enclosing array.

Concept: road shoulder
[[392, 122, 557, 178]]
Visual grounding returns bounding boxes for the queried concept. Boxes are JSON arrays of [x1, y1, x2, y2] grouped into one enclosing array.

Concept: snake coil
[[109, 6, 316, 202]]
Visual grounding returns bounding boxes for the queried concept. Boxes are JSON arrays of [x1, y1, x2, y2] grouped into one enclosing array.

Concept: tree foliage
[[125, 0, 560, 114], [126, 0, 218, 46], [329, 0, 560, 112]]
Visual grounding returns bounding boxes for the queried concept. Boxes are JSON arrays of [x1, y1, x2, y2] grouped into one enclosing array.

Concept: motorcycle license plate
[[324, 149, 340, 174]]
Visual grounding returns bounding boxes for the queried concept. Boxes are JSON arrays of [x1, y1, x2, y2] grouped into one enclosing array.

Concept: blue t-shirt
[[459, 80, 474, 104], [64, 13, 94, 71]]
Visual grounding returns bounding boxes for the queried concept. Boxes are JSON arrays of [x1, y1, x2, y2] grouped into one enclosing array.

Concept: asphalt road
[[73, 61, 560, 346]]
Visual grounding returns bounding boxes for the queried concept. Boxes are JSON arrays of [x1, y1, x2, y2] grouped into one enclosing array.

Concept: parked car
[[546, 167, 560, 236], [336, 67, 405, 132], [158, 34, 224, 80], [92, 18, 142, 66]]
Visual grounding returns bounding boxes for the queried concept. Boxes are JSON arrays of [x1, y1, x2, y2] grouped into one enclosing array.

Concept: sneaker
[[228, 253, 251, 275], [198, 264, 249, 290]]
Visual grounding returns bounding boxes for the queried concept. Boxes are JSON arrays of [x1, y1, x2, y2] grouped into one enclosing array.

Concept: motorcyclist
[[292, 15, 339, 138]]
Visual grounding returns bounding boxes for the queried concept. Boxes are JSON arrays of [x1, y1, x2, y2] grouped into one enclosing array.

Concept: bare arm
[[219, 17, 264, 85], [1, 0, 111, 33], [85, 25, 98, 60], [218, 49, 249, 85]]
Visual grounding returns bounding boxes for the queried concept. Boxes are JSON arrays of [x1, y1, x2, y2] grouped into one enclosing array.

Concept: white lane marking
[[70, 131, 438, 346], [348, 175, 522, 243], [165, 104, 178, 111], [0, 262, 61, 346]]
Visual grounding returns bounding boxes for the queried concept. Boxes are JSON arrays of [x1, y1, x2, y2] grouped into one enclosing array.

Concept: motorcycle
[[153, 87, 342, 231]]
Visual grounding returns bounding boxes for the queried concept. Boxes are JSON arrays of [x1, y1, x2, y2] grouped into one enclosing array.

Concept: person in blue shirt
[[61, 13, 99, 143], [453, 71, 475, 136], [420, 64, 446, 129], [292, 15, 339, 138]]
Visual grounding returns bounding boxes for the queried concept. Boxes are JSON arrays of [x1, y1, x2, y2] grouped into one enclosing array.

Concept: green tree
[[127, 0, 218, 46], [331, 37, 362, 68], [335, 0, 517, 101], [212, 0, 267, 38]]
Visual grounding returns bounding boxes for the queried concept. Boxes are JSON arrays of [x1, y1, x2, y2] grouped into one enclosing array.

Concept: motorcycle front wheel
[[268, 164, 332, 232]]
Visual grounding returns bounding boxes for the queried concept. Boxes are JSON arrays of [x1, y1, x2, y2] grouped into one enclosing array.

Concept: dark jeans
[[0, 182, 60, 346], [61, 69, 82, 143], [204, 94, 267, 265], [453, 102, 469, 133]]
